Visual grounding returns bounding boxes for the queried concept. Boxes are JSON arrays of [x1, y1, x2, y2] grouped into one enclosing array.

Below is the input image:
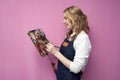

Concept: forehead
[[63, 13, 67, 18], [63, 12, 68, 17], [63, 12, 66, 16]]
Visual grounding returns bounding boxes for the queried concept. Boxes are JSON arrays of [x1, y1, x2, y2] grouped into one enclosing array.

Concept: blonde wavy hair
[[64, 6, 89, 40]]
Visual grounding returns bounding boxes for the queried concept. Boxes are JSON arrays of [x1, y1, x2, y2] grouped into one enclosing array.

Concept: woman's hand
[[45, 43, 58, 55], [46, 43, 71, 70]]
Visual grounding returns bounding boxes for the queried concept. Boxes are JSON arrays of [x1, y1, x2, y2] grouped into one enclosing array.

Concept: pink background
[[0, 0, 120, 80]]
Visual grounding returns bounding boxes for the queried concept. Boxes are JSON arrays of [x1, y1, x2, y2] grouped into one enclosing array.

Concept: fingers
[[45, 48, 49, 52], [46, 43, 53, 47], [45, 43, 58, 55], [45, 43, 53, 52], [46, 43, 52, 46]]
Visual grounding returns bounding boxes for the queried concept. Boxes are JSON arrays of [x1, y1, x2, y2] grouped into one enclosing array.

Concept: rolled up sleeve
[[70, 33, 91, 74]]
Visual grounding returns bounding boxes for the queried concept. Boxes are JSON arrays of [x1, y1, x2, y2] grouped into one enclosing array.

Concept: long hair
[[64, 6, 89, 40]]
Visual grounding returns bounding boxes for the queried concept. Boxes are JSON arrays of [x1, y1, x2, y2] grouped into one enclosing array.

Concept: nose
[[63, 19, 65, 24]]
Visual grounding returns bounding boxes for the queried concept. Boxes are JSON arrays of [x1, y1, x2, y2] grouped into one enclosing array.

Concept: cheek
[[68, 21, 72, 26]]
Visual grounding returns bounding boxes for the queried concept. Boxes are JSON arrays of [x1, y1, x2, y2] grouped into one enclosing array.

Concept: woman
[[46, 6, 91, 80]]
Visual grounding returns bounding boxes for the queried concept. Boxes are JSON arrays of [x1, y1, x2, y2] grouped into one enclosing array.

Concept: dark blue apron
[[57, 38, 82, 80]]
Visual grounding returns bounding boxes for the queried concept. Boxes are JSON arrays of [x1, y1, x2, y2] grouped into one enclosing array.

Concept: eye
[[64, 16, 67, 20]]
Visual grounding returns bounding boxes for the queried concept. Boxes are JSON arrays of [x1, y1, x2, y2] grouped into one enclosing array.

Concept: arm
[[70, 34, 91, 73]]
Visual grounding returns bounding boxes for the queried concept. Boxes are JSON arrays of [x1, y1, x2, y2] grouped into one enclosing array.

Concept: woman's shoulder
[[73, 31, 91, 49], [76, 31, 89, 40]]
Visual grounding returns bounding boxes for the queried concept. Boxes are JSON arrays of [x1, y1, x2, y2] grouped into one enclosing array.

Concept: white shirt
[[70, 31, 92, 74]]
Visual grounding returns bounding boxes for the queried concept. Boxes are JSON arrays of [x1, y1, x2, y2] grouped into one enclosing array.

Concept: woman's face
[[63, 13, 72, 30]]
